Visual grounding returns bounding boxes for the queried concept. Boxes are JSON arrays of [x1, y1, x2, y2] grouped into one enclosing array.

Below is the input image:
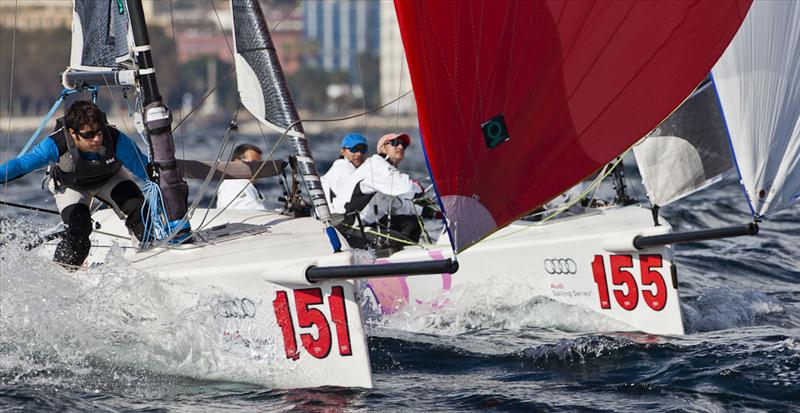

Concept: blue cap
[[341, 133, 368, 149]]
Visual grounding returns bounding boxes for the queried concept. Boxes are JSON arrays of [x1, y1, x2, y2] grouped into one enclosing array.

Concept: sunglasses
[[347, 144, 368, 153], [386, 139, 408, 149], [75, 128, 102, 140]]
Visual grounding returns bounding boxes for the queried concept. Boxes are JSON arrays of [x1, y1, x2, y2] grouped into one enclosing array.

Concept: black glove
[[413, 197, 438, 219], [421, 204, 437, 220]]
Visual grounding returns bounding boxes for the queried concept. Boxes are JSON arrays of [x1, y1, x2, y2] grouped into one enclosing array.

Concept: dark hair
[[65, 100, 107, 131], [231, 143, 263, 161]]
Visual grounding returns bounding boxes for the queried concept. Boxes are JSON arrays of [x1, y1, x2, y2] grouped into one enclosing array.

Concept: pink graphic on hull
[[365, 250, 453, 315]]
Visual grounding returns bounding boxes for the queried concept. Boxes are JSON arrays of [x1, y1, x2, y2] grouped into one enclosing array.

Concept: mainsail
[[70, 0, 132, 70], [712, 1, 800, 217], [394, 0, 751, 252], [230, 0, 333, 228], [634, 79, 734, 207]]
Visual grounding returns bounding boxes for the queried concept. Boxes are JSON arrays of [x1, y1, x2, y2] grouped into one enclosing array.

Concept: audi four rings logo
[[213, 298, 257, 319], [544, 258, 578, 274]]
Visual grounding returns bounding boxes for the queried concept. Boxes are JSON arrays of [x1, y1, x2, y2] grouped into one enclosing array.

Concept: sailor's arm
[[115, 131, 150, 182], [365, 162, 421, 198], [0, 138, 59, 183]]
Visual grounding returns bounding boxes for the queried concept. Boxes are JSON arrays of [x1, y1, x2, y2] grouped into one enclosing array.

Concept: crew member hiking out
[[0, 101, 151, 269]]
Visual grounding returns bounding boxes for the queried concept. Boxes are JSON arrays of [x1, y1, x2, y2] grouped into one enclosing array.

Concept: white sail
[[229, 0, 333, 229], [712, 1, 800, 217], [634, 80, 735, 206]]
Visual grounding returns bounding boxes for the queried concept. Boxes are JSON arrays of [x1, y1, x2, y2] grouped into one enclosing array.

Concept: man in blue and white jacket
[[0, 100, 151, 268]]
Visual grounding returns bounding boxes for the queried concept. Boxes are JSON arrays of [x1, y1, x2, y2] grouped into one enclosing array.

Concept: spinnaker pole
[[127, 0, 191, 239]]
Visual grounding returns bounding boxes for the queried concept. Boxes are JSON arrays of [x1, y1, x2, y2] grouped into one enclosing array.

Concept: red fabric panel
[[395, 0, 751, 251]]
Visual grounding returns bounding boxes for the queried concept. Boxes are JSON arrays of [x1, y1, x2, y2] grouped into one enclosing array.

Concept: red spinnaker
[[395, 0, 751, 252]]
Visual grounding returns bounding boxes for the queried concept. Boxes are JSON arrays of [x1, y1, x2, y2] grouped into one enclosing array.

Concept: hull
[[48, 209, 373, 389], [48, 204, 683, 389], [370, 205, 685, 335]]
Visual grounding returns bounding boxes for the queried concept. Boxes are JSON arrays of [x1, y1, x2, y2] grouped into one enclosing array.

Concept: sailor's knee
[[111, 180, 144, 216], [60, 203, 92, 238]]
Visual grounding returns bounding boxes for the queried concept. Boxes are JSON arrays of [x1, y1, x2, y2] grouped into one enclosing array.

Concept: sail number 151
[[273, 286, 353, 360], [591, 254, 667, 311]]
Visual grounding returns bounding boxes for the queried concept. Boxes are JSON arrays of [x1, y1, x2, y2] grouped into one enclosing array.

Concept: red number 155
[[592, 254, 667, 311]]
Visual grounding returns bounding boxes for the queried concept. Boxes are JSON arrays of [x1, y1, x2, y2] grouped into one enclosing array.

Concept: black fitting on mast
[[126, 0, 161, 106]]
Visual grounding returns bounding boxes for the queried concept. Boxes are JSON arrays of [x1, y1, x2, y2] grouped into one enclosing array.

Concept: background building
[[303, 1, 380, 73], [379, 1, 415, 114]]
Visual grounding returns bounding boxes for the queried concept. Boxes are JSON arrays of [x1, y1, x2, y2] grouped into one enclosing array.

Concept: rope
[[0, 200, 59, 215], [139, 180, 170, 248], [341, 222, 421, 248], [17, 88, 83, 157], [486, 150, 631, 243]]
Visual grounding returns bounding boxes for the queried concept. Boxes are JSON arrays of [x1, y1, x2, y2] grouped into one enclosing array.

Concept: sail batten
[[395, 0, 751, 252]]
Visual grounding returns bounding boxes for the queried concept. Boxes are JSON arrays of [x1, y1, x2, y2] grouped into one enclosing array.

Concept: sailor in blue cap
[[321, 133, 369, 211]]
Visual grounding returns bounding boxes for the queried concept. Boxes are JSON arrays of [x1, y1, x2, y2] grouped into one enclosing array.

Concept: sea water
[[1, 131, 798, 411]]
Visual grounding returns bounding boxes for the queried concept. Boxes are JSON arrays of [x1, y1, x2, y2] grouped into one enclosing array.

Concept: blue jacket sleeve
[[0, 138, 59, 183], [115, 132, 150, 182]]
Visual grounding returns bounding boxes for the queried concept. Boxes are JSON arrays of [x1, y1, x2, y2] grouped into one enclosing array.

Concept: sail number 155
[[591, 254, 667, 311]]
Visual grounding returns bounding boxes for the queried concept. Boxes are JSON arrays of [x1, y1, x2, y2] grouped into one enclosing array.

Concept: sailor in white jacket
[[216, 144, 268, 211], [321, 133, 368, 212], [334, 133, 423, 247]]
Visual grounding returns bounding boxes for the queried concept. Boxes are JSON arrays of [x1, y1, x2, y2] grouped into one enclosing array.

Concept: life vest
[[49, 122, 121, 189]]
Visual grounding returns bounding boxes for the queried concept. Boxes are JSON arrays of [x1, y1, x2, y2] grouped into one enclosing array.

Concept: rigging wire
[[1, 0, 19, 201], [210, 0, 236, 60], [486, 149, 632, 244], [168, 0, 187, 168], [170, 67, 235, 133], [271, 0, 303, 32]]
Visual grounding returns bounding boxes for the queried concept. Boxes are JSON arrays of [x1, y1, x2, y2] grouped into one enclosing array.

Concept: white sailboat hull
[[49, 209, 373, 389], [373, 205, 685, 335], [53, 204, 682, 388]]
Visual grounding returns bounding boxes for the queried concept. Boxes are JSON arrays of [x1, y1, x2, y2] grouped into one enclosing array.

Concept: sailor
[[334, 132, 424, 249], [216, 144, 268, 211], [321, 133, 368, 212], [0, 100, 151, 268]]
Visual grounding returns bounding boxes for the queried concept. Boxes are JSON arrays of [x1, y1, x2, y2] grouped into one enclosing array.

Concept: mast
[[126, 0, 191, 238]]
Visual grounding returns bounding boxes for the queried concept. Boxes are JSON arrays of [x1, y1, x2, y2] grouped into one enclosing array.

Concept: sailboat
[[5, 0, 770, 388], [370, 0, 799, 337]]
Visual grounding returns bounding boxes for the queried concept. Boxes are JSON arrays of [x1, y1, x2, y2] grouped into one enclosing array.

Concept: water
[[1, 130, 799, 411]]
